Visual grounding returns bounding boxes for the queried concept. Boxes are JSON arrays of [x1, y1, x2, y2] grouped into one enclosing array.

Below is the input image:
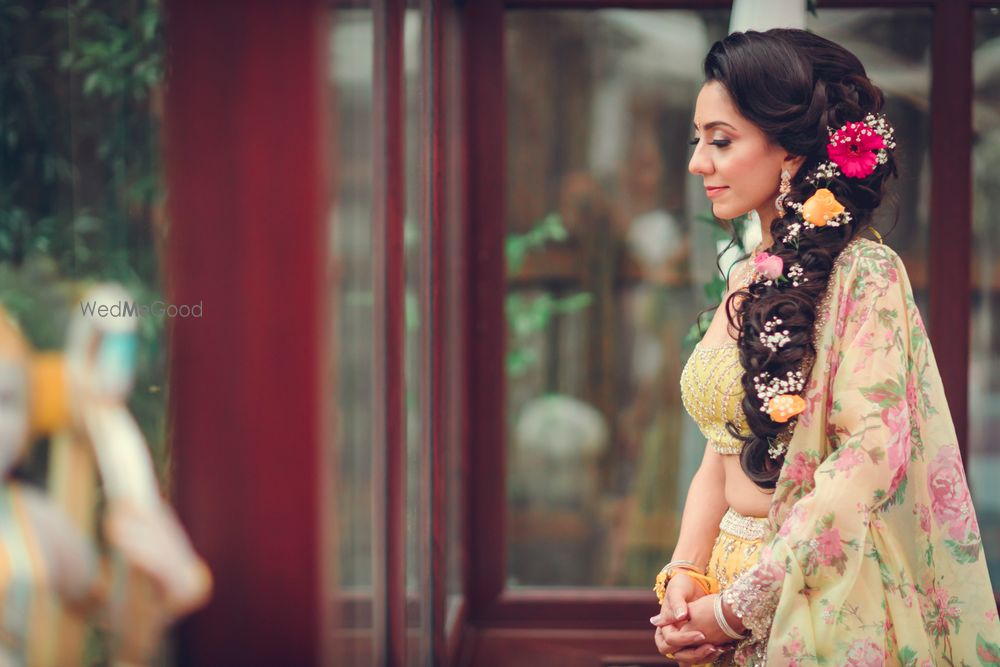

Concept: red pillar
[[163, 1, 327, 664]]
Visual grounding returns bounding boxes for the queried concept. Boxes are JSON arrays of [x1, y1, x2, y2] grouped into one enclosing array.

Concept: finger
[[653, 628, 670, 655], [665, 580, 690, 623], [650, 596, 676, 627], [655, 628, 685, 659], [661, 629, 707, 648], [672, 643, 722, 663]]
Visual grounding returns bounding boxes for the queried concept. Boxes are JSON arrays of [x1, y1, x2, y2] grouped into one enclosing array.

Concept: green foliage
[[1, 4, 167, 664], [505, 214, 592, 378], [0, 0, 167, 469], [506, 212, 568, 275]]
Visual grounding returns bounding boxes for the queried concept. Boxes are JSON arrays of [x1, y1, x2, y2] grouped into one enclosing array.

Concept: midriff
[[722, 447, 774, 517]]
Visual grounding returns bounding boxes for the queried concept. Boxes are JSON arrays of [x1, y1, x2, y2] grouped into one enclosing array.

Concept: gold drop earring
[[774, 169, 791, 215]]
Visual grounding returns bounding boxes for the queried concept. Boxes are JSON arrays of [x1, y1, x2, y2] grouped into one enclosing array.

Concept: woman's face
[[688, 81, 801, 221]]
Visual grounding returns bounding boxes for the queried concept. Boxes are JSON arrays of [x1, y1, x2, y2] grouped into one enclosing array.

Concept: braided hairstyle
[[704, 29, 900, 489]]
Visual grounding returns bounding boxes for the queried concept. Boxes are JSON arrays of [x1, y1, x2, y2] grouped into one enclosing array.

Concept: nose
[[688, 141, 713, 177]]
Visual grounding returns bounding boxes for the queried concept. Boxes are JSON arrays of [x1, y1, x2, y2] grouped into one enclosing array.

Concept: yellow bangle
[[653, 568, 720, 604]]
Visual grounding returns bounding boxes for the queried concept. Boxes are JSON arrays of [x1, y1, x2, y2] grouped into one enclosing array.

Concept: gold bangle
[[658, 559, 706, 576]]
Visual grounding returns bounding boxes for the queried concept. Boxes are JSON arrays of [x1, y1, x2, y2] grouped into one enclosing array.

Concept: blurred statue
[[0, 285, 209, 667]]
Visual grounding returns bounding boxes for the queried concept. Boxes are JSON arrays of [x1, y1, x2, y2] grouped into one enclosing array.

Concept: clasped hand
[[650, 574, 735, 665]]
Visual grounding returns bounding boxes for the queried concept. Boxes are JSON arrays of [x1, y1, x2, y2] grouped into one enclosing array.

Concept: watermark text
[[79, 300, 203, 319]]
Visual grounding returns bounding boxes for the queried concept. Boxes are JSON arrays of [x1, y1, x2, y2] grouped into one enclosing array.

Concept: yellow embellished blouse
[[680, 342, 751, 455]]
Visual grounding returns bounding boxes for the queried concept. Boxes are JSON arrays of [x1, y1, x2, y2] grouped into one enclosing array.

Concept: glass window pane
[[505, 9, 731, 588], [443, 8, 466, 635], [504, 8, 932, 589], [971, 8, 1000, 595], [403, 6, 430, 666], [329, 7, 375, 663]]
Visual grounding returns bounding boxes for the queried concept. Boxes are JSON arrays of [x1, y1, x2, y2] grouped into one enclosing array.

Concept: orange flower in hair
[[768, 394, 806, 423], [801, 188, 845, 226]]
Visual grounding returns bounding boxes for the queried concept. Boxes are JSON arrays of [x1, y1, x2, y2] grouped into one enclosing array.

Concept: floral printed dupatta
[[722, 238, 1000, 666]]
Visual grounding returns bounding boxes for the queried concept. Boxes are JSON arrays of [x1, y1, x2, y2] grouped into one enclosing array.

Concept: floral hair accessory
[[766, 432, 792, 459], [781, 220, 803, 246], [804, 113, 896, 185], [827, 120, 885, 178], [801, 188, 849, 227], [753, 369, 806, 414], [787, 263, 808, 287], [767, 394, 806, 423], [759, 317, 791, 352], [752, 252, 784, 280]]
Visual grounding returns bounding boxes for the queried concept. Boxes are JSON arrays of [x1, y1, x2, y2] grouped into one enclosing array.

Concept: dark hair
[[703, 29, 899, 489]]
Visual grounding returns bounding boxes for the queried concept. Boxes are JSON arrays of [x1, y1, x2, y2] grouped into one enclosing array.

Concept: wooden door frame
[[164, 1, 328, 664], [457, 0, 975, 662]]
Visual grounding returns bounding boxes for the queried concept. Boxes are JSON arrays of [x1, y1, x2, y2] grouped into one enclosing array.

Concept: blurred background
[[2, 0, 998, 666]]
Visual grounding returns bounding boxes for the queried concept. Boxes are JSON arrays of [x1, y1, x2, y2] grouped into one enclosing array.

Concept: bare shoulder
[[725, 257, 753, 292]]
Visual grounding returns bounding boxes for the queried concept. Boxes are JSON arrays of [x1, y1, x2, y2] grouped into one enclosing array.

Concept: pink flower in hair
[[828, 121, 885, 178], [753, 252, 784, 280]]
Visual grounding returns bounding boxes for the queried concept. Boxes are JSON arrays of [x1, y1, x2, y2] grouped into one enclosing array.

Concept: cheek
[[721, 150, 776, 195]]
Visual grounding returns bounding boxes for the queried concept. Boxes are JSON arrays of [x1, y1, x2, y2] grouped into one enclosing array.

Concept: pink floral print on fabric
[[717, 240, 1000, 666], [844, 637, 885, 667], [927, 445, 978, 542]]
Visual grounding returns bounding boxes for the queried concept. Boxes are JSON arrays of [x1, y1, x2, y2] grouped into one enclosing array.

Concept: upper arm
[[699, 443, 726, 484]]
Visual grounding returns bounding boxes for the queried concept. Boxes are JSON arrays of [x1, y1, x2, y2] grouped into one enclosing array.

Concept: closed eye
[[689, 138, 731, 148]]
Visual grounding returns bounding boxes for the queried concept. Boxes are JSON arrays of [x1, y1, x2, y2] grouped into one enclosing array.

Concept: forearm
[[670, 446, 728, 568]]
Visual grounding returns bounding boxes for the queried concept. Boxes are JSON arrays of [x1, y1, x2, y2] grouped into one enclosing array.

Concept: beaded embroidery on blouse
[[680, 259, 754, 456], [680, 343, 750, 455]]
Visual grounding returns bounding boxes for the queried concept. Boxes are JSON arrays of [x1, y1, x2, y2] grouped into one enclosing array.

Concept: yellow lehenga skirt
[[693, 507, 770, 667]]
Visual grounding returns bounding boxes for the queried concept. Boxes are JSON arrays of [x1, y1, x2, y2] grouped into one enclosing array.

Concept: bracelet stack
[[713, 594, 748, 640]]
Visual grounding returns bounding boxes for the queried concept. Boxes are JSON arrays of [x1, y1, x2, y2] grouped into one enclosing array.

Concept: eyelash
[[689, 138, 731, 148]]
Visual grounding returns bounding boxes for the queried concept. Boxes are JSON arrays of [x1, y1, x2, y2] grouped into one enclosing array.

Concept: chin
[[712, 203, 751, 220]]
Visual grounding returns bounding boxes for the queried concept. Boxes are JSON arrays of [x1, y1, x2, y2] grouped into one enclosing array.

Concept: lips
[[705, 186, 728, 197]]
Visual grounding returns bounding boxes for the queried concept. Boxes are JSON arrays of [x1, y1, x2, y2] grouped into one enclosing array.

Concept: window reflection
[[403, 7, 429, 667], [971, 8, 1000, 595], [505, 9, 731, 588], [329, 8, 375, 664]]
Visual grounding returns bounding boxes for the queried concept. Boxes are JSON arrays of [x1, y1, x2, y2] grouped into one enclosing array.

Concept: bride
[[649, 28, 1000, 666]]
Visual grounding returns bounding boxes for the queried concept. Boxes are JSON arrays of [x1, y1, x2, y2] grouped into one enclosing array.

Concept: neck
[[754, 207, 777, 250]]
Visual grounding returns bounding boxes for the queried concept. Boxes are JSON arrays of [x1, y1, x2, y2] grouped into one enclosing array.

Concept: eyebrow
[[692, 121, 737, 131]]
